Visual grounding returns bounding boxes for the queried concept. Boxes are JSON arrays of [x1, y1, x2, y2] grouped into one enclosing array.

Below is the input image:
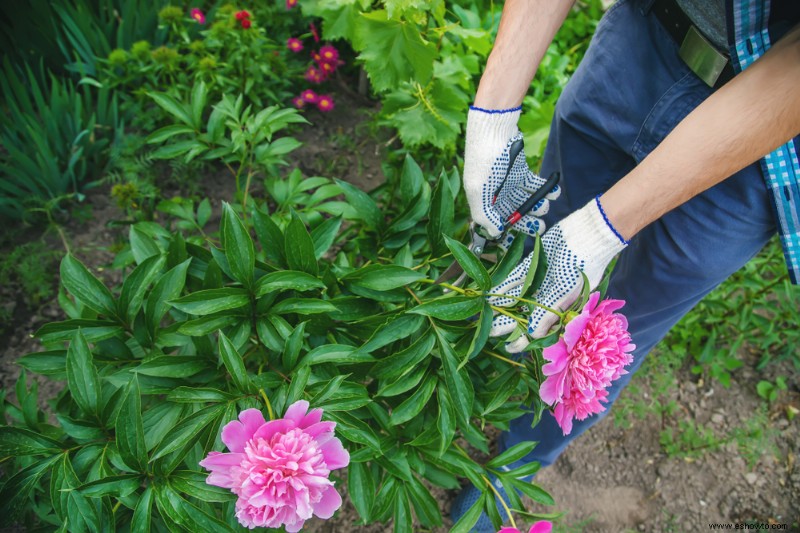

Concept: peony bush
[[0, 127, 628, 531]]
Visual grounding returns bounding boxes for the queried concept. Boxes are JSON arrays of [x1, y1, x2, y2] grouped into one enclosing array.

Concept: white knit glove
[[463, 106, 560, 243], [489, 197, 629, 353]]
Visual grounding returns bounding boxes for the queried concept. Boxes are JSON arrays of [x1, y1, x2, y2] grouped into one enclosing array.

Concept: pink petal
[[552, 403, 573, 435], [199, 451, 244, 469], [298, 407, 324, 428], [320, 437, 350, 470], [541, 340, 568, 375], [539, 373, 565, 405], [312, 486, 342, 519], [583, 291, 601, 313], [498, 529, 522, 533], [252, 418, 293, 441], [595, 297, 625, 315], [285, 519, 306, 533], [283, 400, 310, 425], [303, 421, 336, 439], [562, 312, 591, 350], [221, 408, 266, 452], [199, 451, 245, 488], [529, 520, 553, 533]]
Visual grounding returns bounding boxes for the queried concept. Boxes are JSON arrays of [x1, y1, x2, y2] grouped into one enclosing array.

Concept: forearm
[[601, 25, 800, 240], [474, 0, 575, 109]]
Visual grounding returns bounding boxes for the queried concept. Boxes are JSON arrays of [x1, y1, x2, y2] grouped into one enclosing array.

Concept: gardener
[[451, 0, 800, 529]]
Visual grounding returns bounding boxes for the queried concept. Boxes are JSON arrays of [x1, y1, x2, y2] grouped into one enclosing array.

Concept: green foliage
[[658, 419, 723, 458], [0, 240, 61, 333], [0, 59, 122, 220], [2, 152, 560, 531], [665, 238, 800, 387], [302, 0, 488, 151], [0, 0, 164, 78], [145, 82, 307, 203], [520, 0, 603, 167], [92, 4, 310, 128], [302, 0, 603, 154], [615, 238, 797, 466]]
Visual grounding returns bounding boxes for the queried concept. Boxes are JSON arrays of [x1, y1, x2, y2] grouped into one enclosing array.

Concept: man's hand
[[489, 197, 628, 353], [463, 106, 560, 243]]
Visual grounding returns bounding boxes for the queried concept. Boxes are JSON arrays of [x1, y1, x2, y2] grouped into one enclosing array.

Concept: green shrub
[[0, 151, 563, 531]]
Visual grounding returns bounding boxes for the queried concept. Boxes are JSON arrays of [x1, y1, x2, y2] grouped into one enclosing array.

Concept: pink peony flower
[[199, 401, 350, 531], [538, 292, 635, 435], [287, 37, 304, 53], [498, 521, 553, 533], [190, 8, 206, 24], [316, 94, 334, 112]]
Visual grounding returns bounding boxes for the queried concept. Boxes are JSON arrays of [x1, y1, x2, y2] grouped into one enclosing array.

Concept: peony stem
[[490, 305, 528, 326], [482, 474, 517, 529], [260, 389, 275, 420], [411, 252, 453, 271], [486, 350, 526, 368], [486, 292, 564, 318], [418, 278, 466, 294]]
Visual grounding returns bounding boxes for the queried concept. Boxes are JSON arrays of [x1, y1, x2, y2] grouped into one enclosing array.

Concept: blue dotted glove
[[489, 197, 629, 352], [464, 106, 560, 242]]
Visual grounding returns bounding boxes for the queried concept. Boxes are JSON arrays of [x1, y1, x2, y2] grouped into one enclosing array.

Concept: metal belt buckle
[[679, 26, 728, 88]]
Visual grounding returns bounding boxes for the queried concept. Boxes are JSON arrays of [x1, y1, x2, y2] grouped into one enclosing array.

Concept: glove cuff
[[466, 105, 522, 148], [561, 196, 628, 265]]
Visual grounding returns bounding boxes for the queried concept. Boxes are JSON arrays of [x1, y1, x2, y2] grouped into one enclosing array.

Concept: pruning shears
[[436, 140, 560, 287]]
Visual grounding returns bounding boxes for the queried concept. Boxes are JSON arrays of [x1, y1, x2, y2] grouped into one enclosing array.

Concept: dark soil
[[1, 91, 799, 533]]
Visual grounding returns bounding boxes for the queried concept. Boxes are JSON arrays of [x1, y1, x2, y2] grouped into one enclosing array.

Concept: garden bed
[[2, 100, 798, 532]]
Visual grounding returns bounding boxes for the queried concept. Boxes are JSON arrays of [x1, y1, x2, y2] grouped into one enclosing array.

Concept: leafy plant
[[300, 0, 604, 154], [0, 0, 164, 78], [756, 376, 788, 404], [0, 59, 122, 221], [93, 4, 314, 129], [145, 82, 308, 206], [663, 237, 800, 387], [1, 150, 566, 531]]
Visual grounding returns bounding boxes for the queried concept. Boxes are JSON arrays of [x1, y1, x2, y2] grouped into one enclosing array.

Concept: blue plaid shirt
[[727, 0, 800, 283]]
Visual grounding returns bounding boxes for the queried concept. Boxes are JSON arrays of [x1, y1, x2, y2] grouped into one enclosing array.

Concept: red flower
[[235, 10, 251, 20], [241, 19, 252, 29], [287, 38, 304, 53], [310, 22, 320, 43], [286, 0, 298, 9], [291, 96, 305, 109], [300, 89, 318, 103], [190, 8, 206, 24], [316, 94, 334, 112], [319, 62, 335, 75]]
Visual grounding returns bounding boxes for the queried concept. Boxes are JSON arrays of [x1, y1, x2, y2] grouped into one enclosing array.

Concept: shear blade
[[434, 261, 464, 285]]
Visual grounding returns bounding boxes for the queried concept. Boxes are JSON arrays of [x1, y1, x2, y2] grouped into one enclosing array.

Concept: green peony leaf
[[284, 212, 318, 276], [222, 202, 255, 289], [409, 294, 483, 321], [66, 331, 101, 416], [116, 375, 147, 471]]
